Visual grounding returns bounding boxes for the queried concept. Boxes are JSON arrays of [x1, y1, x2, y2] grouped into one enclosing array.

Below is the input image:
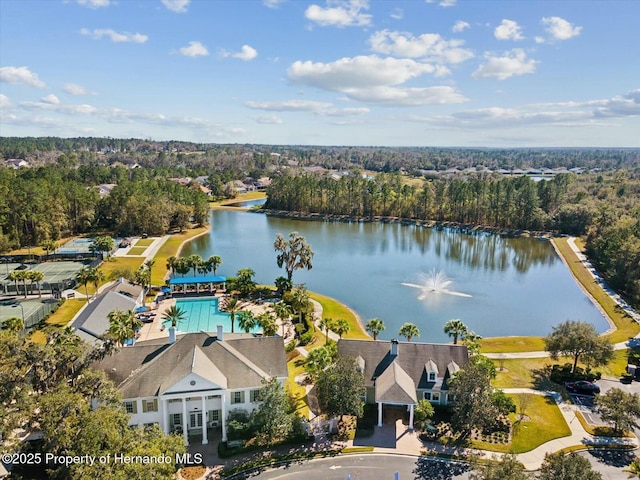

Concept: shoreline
[[259, 208, 556, 239]]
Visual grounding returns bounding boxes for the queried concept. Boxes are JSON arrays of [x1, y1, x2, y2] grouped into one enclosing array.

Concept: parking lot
[[570, 376, 640, 429]]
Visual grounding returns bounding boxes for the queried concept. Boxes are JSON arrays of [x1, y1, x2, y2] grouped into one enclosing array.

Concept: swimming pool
[[168, 298, 260, 333]]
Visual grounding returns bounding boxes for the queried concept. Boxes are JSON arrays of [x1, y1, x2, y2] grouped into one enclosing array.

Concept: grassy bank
[[308, 291, 369, 340], [150, 227, 209, 285], [30, 298, 86, 343], [553, 237, 639, 343], [479, 336, 546, 354], [212, 191, 266, 210]]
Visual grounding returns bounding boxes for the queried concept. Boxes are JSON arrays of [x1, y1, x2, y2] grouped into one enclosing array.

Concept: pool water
[[168, 298, 260, 333]]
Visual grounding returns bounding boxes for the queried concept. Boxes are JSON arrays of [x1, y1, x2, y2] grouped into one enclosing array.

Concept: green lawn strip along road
[[134, 238, 155, 247], [471, 394, 571, 453], [126, 246, 147, 256]]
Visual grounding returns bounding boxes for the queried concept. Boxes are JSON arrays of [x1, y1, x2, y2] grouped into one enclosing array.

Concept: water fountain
[[402, 268, 472, 299]]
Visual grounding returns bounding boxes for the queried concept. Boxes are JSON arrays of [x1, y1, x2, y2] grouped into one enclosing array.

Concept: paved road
[[249, 454, 471, 480]]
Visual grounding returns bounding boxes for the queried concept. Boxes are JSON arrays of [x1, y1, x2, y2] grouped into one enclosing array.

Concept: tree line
[[265, 171, 640, 308], [0, 165, 209, 251]]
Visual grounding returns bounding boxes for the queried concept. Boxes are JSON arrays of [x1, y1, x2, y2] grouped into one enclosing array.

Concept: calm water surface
[[182, 207, 608, 342]]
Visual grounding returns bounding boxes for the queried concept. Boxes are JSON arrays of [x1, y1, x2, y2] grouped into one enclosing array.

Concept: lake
[[182, 207, 608, 342]]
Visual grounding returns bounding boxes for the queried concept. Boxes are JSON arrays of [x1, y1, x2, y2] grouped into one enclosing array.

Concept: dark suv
[[565, 380, 600, 395]]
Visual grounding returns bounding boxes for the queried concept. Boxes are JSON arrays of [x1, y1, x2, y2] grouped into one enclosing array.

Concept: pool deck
[[135, 294, 289, 343]]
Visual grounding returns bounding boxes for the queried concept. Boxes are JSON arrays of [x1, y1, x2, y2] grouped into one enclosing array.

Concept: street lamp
[[11, 302, 25, 325]]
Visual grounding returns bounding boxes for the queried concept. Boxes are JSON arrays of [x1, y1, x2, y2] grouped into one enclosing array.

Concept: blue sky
[[1, 0, 639, 147]]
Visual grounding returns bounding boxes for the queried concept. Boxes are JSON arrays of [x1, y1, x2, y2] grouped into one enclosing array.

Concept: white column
[[182, 398, 189, 446], [201, 396, 208, 445], [221, 394, 227, 442], [409, 404, 414, 431], [377, 402, 383, 427], [160, 398, 168, 434]]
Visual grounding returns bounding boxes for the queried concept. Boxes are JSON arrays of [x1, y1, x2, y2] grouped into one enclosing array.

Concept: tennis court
[[1, 260, 89, 296], [0, 298, 60, 329], [56, 237, 96, 254]]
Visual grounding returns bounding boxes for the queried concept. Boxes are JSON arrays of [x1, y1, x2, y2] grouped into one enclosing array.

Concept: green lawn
[[30, 298, 86, 344], [553, 237, 639, 343], [492, 357, 560, 389], [286, 350, 310, 419], [479, 336, 546, 354], [82, 257, 146, 295], [134, 238, 155, 247], [308, 292, 369, 340], [472, 394, 571, 453], [127, 246, 147, 256], [150, 227, 208, 285]]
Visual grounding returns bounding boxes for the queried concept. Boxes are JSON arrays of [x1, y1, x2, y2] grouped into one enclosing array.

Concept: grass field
[[471, 394, 571, 453], [127, 247, 147, 256], [553, 237, 639, 344], [479, 336, 546, 354], [81, 257, 146, 295], [308, 291, 369, 340], [212, 191, 266, 207], [150, 227, 209, 286], [30, 298, 86, 344], [134, 238, 155, 247]]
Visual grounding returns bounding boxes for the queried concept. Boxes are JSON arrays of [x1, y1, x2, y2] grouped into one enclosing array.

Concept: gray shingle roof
[[72, 290, 137, 341], [338, 339, 469, 395], [93, 332, 287, 399], [375, 361, 417, 404]]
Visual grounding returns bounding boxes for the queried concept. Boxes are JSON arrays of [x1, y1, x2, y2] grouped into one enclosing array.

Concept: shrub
[[550, 363, 600, 384]]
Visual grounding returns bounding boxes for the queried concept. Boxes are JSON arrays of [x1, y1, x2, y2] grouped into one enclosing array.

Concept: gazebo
[[168, 275, 226, 294]]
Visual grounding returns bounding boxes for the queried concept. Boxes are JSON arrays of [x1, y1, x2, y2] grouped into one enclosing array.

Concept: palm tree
[[89, 267, 105, 298], [319, 317, 334, 345], [187, 254, 203, 277], [144, 259, 155, 288], [16, 270, 29, 298], [333, 318, 350, 339], [221, 297, 242, 333], [40, 240, 59, 260], [257, 312, 278, 336], [237, 310, 256, 333], [8, 271, 21, 297], [398, 322, 420, 342], [273, 301, 293, 337], [166, 256, 177, 277], [208, 255, 223, 275], [290, 285, 310, 323], [161, 305, 186, 328], [107, 309, 140, 346], [75, 267, 92, 303], [366, 318, 386, 340], [443, 319, 468, 345], [305, 347, 331, 380], [27, 270, 44, 298]]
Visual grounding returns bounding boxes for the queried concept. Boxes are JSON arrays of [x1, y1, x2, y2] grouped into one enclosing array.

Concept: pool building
[[168, 275, 226, 295]]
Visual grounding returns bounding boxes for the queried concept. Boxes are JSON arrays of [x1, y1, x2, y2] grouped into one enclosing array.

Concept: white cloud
[[0, 66, 46, 88], [20, 100, 97, 115], [220, 45, 258, 61], [305, 0, 372, 28], [64, 83, 96, 95], [263, 0, 286, 8], [0, 94, 11, 109], [41, 94, 60, 105], [73, 0, 110, 8], [80, 28, 148, 43], [179, 41, 209, 57], [452, 20, 470, 33], [161, 0, 190, 13], [472, 49, 537, 80], [246, 99, 370, 116], [369, 30, 473, 64], [288, 55, 442, 91], [534, 36, 545, 44], [494, 19, 524, 41], [426, 0, 457, 7], [343, 86, 467, 106], [254, 114, 283, 124], [390, 8, 403, 20], [542, 16, 582, 40]]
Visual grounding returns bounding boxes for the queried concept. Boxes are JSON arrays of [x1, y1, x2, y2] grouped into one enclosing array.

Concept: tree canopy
[[274, 231, 314, 282], [544, 320, 614, 373], [596, 388, 640, 433], [537, 452, 602, 480], [316, 355, 365, 419]]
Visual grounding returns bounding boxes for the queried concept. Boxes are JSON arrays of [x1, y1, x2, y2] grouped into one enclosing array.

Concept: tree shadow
[[585, 448, 636, 468], [531, 365, 562, 392], [413, 455, 472, 480]]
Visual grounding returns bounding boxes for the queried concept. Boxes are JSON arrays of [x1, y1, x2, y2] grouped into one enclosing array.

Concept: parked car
[[118, 238, 131, 248], [565, 380, 600, 395]]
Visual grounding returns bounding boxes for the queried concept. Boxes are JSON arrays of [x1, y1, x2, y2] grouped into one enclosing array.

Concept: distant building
[[96, 183, 117, 197], [5, 159, 28, 169]]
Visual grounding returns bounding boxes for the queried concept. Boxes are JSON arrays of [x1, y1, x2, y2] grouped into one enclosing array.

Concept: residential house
[[337, 339, 469, 430], [96, 183, 117, 197], [5, 159, 28, 169], [93, 329, 288, 445]]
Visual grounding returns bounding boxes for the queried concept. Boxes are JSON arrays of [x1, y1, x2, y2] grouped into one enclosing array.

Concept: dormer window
[[425, 359, 438, 382]]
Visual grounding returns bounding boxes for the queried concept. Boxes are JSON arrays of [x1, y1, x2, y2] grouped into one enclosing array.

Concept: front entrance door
[[189, 411, 203, 430]]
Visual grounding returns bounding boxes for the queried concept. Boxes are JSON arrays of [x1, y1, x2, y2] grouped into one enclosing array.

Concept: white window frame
[[124, 401, 137, 414]]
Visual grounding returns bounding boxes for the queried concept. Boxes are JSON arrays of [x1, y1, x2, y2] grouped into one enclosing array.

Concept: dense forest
[[0, 165, 209, 250], [265, 171, 640, 308]]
